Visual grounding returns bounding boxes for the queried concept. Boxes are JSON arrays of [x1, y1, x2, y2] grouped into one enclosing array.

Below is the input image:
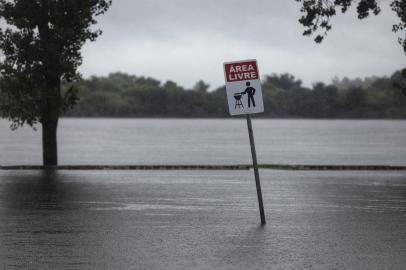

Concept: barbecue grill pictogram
[[234, 92, 244, 109]]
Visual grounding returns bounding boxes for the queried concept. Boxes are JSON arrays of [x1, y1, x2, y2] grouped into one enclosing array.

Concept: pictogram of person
[[244, 81, 256, 107]]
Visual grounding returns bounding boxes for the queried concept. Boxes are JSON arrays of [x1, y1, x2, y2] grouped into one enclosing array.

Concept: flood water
[[0, 169, 405, 269], [1, 119, 406, 269], [1, 118, 405, 166]]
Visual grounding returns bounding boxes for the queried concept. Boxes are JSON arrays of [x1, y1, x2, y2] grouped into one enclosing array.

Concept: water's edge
[[1, 164, 406, 171]]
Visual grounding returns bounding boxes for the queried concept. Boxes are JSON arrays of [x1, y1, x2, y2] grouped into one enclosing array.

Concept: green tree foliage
[[0, 0, 111, 165], [64, 70, 406, 119], [295, 0, 406, 54], [193, 80, 210, 93]]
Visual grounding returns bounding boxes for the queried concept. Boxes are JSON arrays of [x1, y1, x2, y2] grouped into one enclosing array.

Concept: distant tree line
[[59, 69, 404, 118]]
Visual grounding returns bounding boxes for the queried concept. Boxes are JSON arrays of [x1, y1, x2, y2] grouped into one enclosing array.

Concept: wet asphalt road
[[0, 170, 405, 269]]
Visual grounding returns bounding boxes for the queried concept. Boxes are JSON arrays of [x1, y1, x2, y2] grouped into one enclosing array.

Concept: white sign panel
[[223, 59, 264, 115]]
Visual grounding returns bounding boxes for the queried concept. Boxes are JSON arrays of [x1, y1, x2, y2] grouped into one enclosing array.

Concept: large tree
[[295, 0, 406, 54], [0, 0, 112, 165]]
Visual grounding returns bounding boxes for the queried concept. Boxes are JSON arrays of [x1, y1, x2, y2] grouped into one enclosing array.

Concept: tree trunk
[[41, 81, 61, 166], [42, 115, 59, 166], [37, 17, 62, 166]]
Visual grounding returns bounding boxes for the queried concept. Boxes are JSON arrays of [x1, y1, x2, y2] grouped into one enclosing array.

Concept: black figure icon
[[234, 92, 244, 109], [244, 81, 256, 107]]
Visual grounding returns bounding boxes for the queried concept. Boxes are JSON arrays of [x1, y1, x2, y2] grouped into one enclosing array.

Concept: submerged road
[[0, 170, 405, 269]]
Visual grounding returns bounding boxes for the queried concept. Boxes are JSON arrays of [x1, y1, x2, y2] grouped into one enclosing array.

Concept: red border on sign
[[224, 60, 259, 83]]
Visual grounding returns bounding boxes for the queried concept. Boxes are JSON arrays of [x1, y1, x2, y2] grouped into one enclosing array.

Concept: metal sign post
[[246, 114, 266, 225], [223, 59, 266, 225]]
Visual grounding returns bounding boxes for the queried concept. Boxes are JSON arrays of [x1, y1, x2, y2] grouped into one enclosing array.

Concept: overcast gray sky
[[80, 0, 405, 89]]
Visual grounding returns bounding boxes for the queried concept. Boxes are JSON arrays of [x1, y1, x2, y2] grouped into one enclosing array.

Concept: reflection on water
[[1, 170, 68, 210], [0, 171, 95, 269]]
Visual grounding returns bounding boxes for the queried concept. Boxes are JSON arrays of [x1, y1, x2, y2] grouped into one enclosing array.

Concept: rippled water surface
[[1, 170, 406, 269], [1, 118, 405, 165]]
